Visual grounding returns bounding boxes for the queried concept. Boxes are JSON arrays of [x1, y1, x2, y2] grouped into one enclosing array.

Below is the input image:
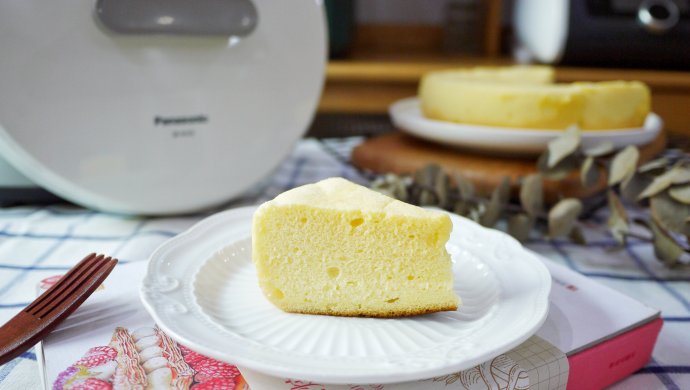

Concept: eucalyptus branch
[[370, 127, 690, 269]]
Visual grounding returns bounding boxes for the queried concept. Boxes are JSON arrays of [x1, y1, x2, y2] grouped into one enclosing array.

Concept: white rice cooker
[[0, 0, 326, 215]]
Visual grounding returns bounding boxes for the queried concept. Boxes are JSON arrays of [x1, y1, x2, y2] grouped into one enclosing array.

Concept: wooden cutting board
[[352, 131, 666, 202]]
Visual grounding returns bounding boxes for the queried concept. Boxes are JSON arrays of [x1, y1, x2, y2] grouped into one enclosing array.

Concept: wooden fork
[[0, 253, 117, 365]]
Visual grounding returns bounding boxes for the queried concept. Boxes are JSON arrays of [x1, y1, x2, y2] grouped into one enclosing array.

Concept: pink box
[[537, 260, 662, 389]]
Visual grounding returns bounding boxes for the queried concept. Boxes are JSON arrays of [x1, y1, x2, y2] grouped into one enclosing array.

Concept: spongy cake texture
[[252, 177, 460, 317], [419, 66, 650, 130]]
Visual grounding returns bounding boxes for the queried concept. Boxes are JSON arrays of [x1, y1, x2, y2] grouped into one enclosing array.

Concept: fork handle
[[0, 258, 117, 365], [0, 312, 43, 366]]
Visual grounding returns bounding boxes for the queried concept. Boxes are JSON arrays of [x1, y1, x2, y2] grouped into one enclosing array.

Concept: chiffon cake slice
[[252, 177, 460, 317]]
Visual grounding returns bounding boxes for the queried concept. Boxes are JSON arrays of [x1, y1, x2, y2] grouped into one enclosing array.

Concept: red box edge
[[566, 317, 663, 390]]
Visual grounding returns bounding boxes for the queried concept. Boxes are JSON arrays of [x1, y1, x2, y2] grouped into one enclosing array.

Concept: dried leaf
[[548, 198, 583, 238], [536, 150, 549, 172], [620, 173, 651, 204], [607, 190, 629, 244], [583, 141, 615, 157], [419, 190, 436, 206], [636, 218, 685, 267], [638, 157, 670, 174], [569, 225, 587, 245], [480, 187, 502, 228], [454, 173, 475, 201], [392, 179, 409, 202], [652, 226, 685, 267], [479, 177, 511, 228], [608, 146, 639, 186], [650, 192, 690, 236], [520, 174, 543, 217], [468, 202, 486, 223], [547, 126, 581, 168], [453, 200, 470, 217], [414, 164, 441, 188], [508, 213, 533, 242], [372, 174, 405, 199], [667, 165, 690, 184], [373, 188, 395, 198], [541, 155, 580, 180], [434, 171, 450, 208], [496, 176, 511, 205], [638, 166, 689, 201], [581, 156, 600, 187], [669, 184, 690, 204]]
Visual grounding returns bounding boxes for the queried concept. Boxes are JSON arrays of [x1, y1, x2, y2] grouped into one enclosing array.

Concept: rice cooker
[[0, 0, 326, 214]]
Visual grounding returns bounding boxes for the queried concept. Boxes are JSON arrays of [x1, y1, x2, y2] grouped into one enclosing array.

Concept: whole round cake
[[419, 66, 650, 130]]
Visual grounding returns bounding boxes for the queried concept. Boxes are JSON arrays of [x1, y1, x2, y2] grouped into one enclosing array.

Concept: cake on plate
[[252, 177, 460, 317], [419, 65, 650, 130]]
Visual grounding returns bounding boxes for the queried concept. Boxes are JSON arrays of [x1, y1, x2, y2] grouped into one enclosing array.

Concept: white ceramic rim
[[390, 97, 663, 154], [140, 206, 551, 384]]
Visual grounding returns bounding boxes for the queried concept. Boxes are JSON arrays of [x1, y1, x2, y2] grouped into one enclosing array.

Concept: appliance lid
[[0, 0, 326, 215]]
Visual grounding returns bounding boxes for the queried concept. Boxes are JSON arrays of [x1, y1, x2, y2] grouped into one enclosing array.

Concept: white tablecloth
[[0, 138, 688, 389]]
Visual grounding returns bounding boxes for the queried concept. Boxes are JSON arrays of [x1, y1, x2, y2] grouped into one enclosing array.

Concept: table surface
[[0, 137, 688, 390]]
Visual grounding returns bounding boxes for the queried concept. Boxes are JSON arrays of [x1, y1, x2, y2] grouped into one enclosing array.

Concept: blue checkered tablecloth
[[0, 137, 688, 389]]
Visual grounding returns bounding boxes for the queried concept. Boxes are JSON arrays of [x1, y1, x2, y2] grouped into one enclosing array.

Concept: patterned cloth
[[0, 137, 688, 390]]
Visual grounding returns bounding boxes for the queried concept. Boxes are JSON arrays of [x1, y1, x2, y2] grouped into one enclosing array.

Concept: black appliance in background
[[515, 0, 690, 69]]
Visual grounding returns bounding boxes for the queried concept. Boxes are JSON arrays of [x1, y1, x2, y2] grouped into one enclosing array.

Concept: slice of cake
[[573, 81, 651, 130], [421, 81, 585, 129], [252, 177, 460, 317]]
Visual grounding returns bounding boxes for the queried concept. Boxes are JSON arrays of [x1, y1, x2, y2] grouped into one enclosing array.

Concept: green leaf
[[508, 213, 533, 242], [548, 198, 583, 238], [547, 126, 581, 168], [608, 146, 639, 186], [519, 174, 543, 217], [607, 190, 629, 244]]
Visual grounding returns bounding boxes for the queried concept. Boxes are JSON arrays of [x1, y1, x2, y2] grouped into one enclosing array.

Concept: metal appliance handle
[[638, 0, 680, 34], [95, 0, 258, 36]]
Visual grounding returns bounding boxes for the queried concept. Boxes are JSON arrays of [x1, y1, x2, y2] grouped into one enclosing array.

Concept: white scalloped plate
[[140, 206, 551, 384], [390, 97, 663, 155]]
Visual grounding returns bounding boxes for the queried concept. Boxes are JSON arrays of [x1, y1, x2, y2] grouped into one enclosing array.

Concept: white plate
[[141, 206, 551, 384], [390, 97, 663, 155]]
